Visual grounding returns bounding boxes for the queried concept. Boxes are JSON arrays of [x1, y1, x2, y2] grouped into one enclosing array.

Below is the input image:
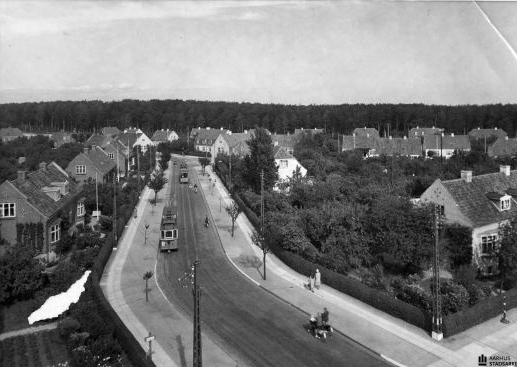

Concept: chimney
[[244, 130, 248, 134], [389, 136, 392, 140], [451, 133, 454, 137], [441, 133, 445, 137], [461, 170, 472, 183], [506, 136, 509, 140], [417, 126, 419, 129], [404, 136, 407, 140], [432, 126, 435, 129], [477, 127, 480, 130], [220, 127, 223, 130], [500, 165, 511, 176], [161, 128, 164, 131], [495, 127, 498, 130], [39, 162, 46, 170], [206, 127, 210, 130], [366, 133, 370, 138], [17, 171, 27, 181], [83, 147, 89, 154]]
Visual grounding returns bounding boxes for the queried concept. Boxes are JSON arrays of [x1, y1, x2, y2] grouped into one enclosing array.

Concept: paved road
[[156, 157, 390, 367]]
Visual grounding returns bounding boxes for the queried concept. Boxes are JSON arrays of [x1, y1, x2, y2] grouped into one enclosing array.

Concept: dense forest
[[1, 100, 517, 137]]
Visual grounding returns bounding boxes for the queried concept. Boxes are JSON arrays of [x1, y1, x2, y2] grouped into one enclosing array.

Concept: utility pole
[[113, 171, 117, 248], [229, 151, 232, 191], [432, 203, 443, 341], [137, 146, 141, 193], [260, 170, 268, 280], [180, 258, 202, 367]]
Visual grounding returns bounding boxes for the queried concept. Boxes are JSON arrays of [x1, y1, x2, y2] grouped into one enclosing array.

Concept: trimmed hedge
[[233, 192, 261, 230], [442, 288, 517, 337]]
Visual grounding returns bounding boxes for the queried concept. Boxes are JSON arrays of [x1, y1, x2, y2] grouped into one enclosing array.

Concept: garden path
[[0, 321, 58, 341]]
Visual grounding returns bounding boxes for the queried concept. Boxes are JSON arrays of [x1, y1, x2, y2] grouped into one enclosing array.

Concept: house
[[294, 128, 324, 136], [86, 133, 113, 148], [0, 127, 23, 142], [101, 126, 122, 138], [408, 126, 444, 138], [211, 131, 251, 162], [50, 132, 76, 149], [372, 137, 422, 158], [468, 127, 507, 141], [133, 131, 154, 152], [151, 129, 179, 144], [0, 162, 84, 258], [423, 134, 471, 158], [274, 146, 307, 191], [488, 137, 517, 158], [352, 127, 380, 138], [193, 127, 228, 155], [271, 133, 297, 154], [115, 130, 153, 152], [100, 140, 128, 178], [66, 146, 117, 184], [341, 134, 378, 157], [420, 166, 517, 275]]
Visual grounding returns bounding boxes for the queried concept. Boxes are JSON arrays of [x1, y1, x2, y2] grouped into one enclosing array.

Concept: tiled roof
[[468, 128, 507, 139], [441, 170, 517, 227], [9, 162, 82, 218], [116, 132, 139, 148], [374, 138, 422, 156], [0, 127, 23, 137], [222, 132, 251, 148], [232, 140, 250, 156], [87, 133, 112, 148], [488, 138, 517, 157], [195, 129, 227, 145], [294, 128, 324, 135], [274, 145, 294, 160], [151, 129, 173, 142], [51, 132, 75, 144], [352, 127, 380, 138], [271, 134, 296, 149], [423, 135, 471, 150], [83, 147, 117, 176], [408, 127, 443, 137], [342, 135, 378, 150], [101, 127, 121, 136]]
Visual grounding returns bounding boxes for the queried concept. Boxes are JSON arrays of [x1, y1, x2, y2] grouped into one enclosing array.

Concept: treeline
[[1, 100, 517, 137]]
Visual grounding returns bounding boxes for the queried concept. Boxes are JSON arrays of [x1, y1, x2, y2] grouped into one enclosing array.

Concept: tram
[[179, 161, 189, 184], [159, 206, 178, 252]]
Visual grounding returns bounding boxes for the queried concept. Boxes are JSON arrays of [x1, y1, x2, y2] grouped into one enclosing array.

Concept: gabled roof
[[82, 147, 117, 176], [123, 127, 143, 134], [232, 140, 251, 156], [0, 127, 23, 137], [222, 132, 251, 148], [151, 129, 174, 142], [440, 170, 517, 227], [342, 135, 378, 150], [51, 132, 75, 144], [101, 127, 122, 137], [87, 133, 112, 148], [408, 127, 443, 137], [116, 132, 139, 147], [352, 127, 380, 138], [195, 128, 228, 145], [8, 162, 82, 218], [468, 128, 507, 139], [271, 134, 296, 150], [423, 135, 471, 150], [274, 145, 294, 160], [488, 138, 517, 158], [374, 138, 422, 156]]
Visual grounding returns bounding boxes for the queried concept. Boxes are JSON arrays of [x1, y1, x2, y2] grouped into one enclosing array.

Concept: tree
[[225, 200, 242, 237], [243, 127, 279, 193], [251, 230, 269, 280], [498, 215, 517, 293], [199, 157, 210, 174], [148, 169, 168, 205], [143, 271, 153, 302], [444, 224, 472, 269]]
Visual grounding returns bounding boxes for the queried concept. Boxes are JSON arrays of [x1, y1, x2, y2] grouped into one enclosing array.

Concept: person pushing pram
[[307, 308, 333, 341]]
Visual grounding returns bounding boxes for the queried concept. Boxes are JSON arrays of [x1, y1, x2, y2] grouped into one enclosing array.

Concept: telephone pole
[[432, 203, 443, 341], [180, 258, 202, 367], [137, 146, 141, 193]]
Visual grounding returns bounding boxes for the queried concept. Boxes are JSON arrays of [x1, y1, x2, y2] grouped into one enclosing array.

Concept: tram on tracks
[[179, 161, 189, 184], [159, 206, 178, 252]]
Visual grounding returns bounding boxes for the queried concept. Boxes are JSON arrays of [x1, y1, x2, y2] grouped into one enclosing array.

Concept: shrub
[[98, 216, 113, 232], [68, 331, 90, 349], [55, 234, 74, 255], [58, 317, 81, 338], [440, 280, 469, 315]]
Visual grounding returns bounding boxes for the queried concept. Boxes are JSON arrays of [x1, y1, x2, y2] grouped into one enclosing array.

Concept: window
[[0, 203, 15, 218], [218, 148, 222, 153], [108, 153, 115, 160], [77, 202, 85, 217], [165, 230, 173, 238], [50, 224, 60, 243], [75, 165, 86, 175], [280, 160, 288, 169], [501, 198, 511, 211], [481, 235, 497, 254]]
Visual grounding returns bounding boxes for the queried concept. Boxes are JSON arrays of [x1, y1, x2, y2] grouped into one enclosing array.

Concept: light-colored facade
[[274, 146, 307, 191], [423, 134, 471, 159]]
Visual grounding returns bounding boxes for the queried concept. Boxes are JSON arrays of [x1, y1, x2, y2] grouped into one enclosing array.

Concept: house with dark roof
[[0, 162, 84, 258], [66, 146, 117, 184], [423, 134, 471, 159], [50, 132, 76, 148], [100, 140, 128, 178], [274, 145, 307, 191], [341, 135, 378, 157], [151, 129, 179, 144], [371, 137, 422, 158], [420, 166, 517, 275], [408, 126, 444, 137], [119, 128, 153, 152], [86, 133, 112, 148], [468, 127, 507, 141], [488, 137, 517, 158], [211, 131, 250, 162], [294, 128, 324, 136], [193, 127, 228, 156], [101, 126, 122, 137], [352, 127, 380, 138], [0, 127, 23, 142], [271, 133, 297, 154]]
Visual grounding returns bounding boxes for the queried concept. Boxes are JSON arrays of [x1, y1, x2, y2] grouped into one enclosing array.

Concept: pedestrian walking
[[309, 274, 315, 293], [315, 269, 321, 289], [188, 183, 192, 190], [322, 307, 329, 326]]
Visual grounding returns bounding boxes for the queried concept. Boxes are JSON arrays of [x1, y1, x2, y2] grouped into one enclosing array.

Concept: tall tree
[[243, 127, 278, 193], [148, 169, 168, 205]]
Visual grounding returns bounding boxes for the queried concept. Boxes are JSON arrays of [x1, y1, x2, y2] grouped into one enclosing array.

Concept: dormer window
[[501, 196, 511, 211], [486, 192, 511, 211]]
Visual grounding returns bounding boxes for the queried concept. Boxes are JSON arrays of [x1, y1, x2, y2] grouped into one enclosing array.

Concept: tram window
[[173, 229, 178, 239], [165, 230, 174, 238]]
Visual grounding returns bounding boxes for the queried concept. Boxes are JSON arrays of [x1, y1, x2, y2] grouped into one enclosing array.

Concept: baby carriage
[[306, 315, 333, 342]]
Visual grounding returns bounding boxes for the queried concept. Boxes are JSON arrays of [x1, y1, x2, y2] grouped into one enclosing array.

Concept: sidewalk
[[101, 163, 239, 367], [200, 164, 517, 367]]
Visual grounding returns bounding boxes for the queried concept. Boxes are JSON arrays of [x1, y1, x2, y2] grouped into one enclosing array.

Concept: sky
[[1, 1, 517, 105]]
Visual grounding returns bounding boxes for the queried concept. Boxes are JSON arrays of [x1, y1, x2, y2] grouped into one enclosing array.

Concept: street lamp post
[[501, 295, 510, 324], [144, 223, 149, 246], [180, 258, 202, 367], [432, 203, 443, 341]]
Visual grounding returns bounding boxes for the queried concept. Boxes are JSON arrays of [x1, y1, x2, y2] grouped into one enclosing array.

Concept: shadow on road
[[235, 254, 263, 279], [176, 334, 187, 367]]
